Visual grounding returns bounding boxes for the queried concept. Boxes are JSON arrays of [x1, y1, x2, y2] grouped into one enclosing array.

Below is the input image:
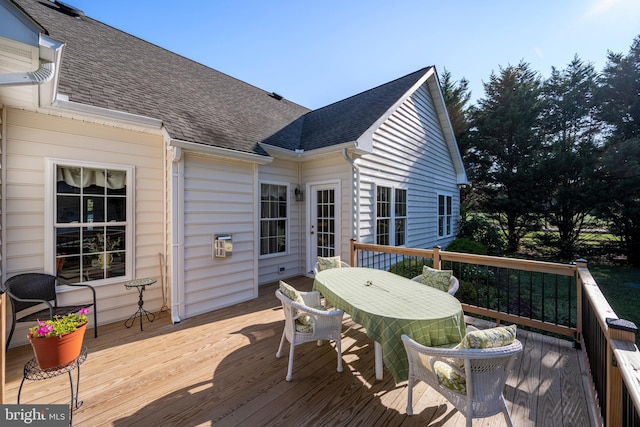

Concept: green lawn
[[589, 264, 640, 346]]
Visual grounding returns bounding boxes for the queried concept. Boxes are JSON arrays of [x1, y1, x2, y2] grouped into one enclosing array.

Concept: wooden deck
[[5, 276, 597, 426]]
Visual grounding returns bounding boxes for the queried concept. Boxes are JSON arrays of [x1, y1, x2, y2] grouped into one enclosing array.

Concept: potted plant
[[28, 308, 89, 370], [85, 233, 122, 268]]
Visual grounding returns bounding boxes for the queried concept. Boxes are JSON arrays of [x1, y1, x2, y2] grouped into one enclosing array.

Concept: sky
[[63, 0, 640, 110]]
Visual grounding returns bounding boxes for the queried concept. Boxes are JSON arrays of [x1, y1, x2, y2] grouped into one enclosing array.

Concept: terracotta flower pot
[[28, 322, 87, 370]]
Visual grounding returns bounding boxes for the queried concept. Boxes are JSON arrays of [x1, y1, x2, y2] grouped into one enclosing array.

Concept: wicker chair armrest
[[448, 276, 460, 295], [410, 275, 460, 295], [402, 334, 522, 360], [290, 299, 343, 318]]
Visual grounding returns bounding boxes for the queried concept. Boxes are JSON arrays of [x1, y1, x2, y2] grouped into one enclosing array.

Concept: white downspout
[[0, 61, 54, 86], [342, 148, 361, 242], [1, 108, 6, 283], [0, 35, 65, 109], [296, 153, 304, 275], [169, 146, 184, 323], [0, 35, 63, 282]]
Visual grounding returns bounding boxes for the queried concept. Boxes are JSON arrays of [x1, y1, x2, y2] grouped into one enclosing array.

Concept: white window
[[51, 161, 134, 283], [376, 185, 407, 246], [260, 183, 288, 256], [438, 193, 453, 237], [395, 188, 407, 246]]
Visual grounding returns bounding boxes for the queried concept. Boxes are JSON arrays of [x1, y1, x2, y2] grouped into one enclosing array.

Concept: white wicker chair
[[275, 289, 344, 381], [401, 334, 522, 427], [313, 260, 351, 275], [411, 274, 460, 296]]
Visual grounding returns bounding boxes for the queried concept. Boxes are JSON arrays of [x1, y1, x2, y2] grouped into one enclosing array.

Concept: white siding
[[181, 153, 257, 317], [0, 37, 39, 108], [4, 108, 165, 347], [357, 83, 460, 250], [257, 158, 304, 284]]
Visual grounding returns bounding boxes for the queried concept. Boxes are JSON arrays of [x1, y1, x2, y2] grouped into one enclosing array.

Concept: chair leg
[[286, 342, 295, 381], [502, 407, 514, 427], [276, 329, 286, 358], [5, 318, 16, 352], [93, 308, 98, 338], [336, 339, 343, 373], [406, 377, 414, 415]]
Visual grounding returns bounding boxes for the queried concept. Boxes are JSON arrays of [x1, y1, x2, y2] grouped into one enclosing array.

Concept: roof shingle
[[11, 0, 432, 157]]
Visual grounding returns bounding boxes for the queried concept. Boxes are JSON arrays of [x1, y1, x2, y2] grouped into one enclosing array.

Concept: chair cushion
[[434, 361, 467, 394], [294, 304, 327, 333], [279, 281, 318, 330], [421, 266, 453, 292], [279, 281, 305, 305], [317, 256, 343, 271], [458, 324, 517, 349], [295, 322, 314, 333], [435, 324, 518, 394]]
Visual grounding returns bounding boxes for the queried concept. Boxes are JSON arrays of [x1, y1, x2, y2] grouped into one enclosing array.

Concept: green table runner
[[314, 267, 466, 383]]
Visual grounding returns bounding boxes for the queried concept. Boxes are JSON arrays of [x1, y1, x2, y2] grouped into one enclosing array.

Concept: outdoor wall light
[[295, 186, 304, 202]]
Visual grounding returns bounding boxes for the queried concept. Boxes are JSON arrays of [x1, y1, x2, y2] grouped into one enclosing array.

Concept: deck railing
[[350, 240, 640, 427]]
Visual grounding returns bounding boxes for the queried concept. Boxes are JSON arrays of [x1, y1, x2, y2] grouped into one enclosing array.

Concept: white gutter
[[0, 35, 65, 110], [170, 139, 273, 164], [342, 148, 361, 241], [52, 96, 163, 129], [261, 141, 366, 160], [0, 35, 62, 88]]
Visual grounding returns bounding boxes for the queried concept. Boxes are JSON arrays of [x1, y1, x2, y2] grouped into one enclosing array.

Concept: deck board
[[4, 276, 596, 426]]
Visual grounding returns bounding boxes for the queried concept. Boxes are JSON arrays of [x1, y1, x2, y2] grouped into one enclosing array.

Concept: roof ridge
[[310, 66, 433, 113]]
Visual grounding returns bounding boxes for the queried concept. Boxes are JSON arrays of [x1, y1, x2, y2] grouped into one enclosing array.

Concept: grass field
[[461, 217, 639, 344], [589, 264, 640, 346]]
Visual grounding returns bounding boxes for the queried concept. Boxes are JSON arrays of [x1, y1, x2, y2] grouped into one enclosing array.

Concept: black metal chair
[[2, 273, 97, 351]]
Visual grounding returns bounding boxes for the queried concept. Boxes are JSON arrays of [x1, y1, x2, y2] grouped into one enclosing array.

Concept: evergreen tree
[[468, 62, 545, 253], [439, 69, 476, 224], [539, 56, 601, 260], [440, 68, 471, 144], [595, 36, 640, 266], [597, 37, 640, 142]]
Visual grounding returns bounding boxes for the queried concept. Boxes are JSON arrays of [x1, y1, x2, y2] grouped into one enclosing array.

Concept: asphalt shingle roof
[[299, 67, 431, 151], [11, 0, 433, 157]]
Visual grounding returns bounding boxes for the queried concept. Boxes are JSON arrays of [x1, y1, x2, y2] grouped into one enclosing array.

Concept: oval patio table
[[314, 267, 466, 383]]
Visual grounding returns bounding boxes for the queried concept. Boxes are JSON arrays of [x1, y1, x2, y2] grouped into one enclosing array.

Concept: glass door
[[309, 183, 340, 272]]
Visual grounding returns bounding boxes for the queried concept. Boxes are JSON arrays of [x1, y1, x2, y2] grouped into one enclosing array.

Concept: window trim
[[45, 158, 135, 286], [374, 184, 407, 246], [437, 192, 454, 238], [258, 180, 290, 259]]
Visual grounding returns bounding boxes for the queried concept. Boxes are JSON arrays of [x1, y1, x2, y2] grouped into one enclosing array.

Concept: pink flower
[[36, 322, 54, 337], [78, 308, 89, 315]]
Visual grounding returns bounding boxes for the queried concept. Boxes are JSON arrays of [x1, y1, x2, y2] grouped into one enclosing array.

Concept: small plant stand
[[124, 278, 157, 331], [18, 346, 88, 426]]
